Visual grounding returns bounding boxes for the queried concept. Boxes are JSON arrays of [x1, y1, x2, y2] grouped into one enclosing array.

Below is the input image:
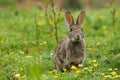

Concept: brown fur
[[53, 11, 86, 71]]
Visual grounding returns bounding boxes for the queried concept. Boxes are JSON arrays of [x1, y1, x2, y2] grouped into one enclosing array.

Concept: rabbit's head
[[65, 11, 86, 42]]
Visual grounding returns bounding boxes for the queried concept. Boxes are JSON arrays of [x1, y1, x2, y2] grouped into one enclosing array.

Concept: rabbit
[[53, 11, 86, 72]]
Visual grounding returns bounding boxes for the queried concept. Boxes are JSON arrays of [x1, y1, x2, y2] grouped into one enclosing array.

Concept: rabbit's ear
[[65, 11, 74, 26], [76, 11, 85, 26]]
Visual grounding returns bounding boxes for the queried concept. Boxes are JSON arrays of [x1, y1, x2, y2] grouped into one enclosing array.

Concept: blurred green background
[[0, 0, 120, 80]]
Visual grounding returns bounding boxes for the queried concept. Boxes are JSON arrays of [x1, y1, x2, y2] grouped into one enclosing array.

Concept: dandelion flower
[[25, 56, 33, 59], [108, 68, 112, 71], [93, 72, 97, 74], [48, 71, 52, 74], [71, 65, 77, 70], [111, 71, 116, 75], [63, 68, 67, 72], [52, 69, 57, 73], [15, 74, 20, 78], [93, 63, 98, 67], [53, 76, 58, 78], [20, 51, 25, 55], [89, 60, 92, 62], [38, 21, 44, 26], [10, 51, 14, 55], [113, 75, 120, 78], [75, 70, 81, 74], [92, 60, 97, 63], [104, 75, 111, 78], [20, 67, 23, 71], [96, 42, 100, 46], [83, 67, 88, 70], [23, 41, 27, 44], [78, 64, 83, 67], [101, 73, 105, 76], [88, 69, 93, 72], [43, 41, 47, 45], [49, 20, 54, 25], [0, 40, 3, 44], [102, 25, 107, 30], [21, 75, 26, 79], [89, 66, 94, 70], [87, 48, 92, 50], [114, 68, 118, 70]]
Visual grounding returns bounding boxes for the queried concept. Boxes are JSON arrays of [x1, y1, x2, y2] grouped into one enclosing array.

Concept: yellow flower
[[0, 40, 3, 44], [88, 69, 93, 72], [78, 64, 83, 67], [25, 56, 33, 58], [49, 20, 54, 25], [15, 74, 20, 78], [53, 76, 58, 78], [43, 41, 47, 45], [75, 70, 81, 74], [101, 73, 105, 76], [102, 25, 107, 30], [114, 68, 118, 70], [92, 60, 97, 63], [63, 68, 67, 72], [83, 67, 88, 70], [20, 51, 25, 55], [89, 60, 92, 63], [48, 71, 52, 74], [21, 75, 26, 79], [96, 42, 100, 46], [52, 69, 57, 73], [89, 66, 93, 69], [20, 67, 23, 71], [99, 15, 104, 19], [23, 41, 27, 44], [108, 68, 112, 71], [113, 75, 120, 78], [38, 21, 44, 26], [93, 63, 98, 67], [111, 71, 116, 75], [104, 75, 111, 78], [93, 72, 96, 74], [87, 48, 92, 50], [71, 65, 77, 70], [9, 51, 14, 55]]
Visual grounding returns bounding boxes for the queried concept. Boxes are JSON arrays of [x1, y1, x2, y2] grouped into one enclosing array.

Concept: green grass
[[0, 6, 120, 80], [0, 0, 18, 5]]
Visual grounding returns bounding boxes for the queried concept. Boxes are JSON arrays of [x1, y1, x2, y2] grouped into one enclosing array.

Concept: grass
[[0, 6, 120, 80]]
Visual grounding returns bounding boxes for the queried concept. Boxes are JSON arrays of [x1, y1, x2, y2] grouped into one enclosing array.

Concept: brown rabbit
[[53, 11, 86, 72]]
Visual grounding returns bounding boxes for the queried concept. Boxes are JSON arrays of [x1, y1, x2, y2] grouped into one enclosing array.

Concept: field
[[0, 6, 120, 80]]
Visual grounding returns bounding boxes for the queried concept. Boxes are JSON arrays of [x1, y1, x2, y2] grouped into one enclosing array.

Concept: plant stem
[[34, 14, 40, 51], [50, 0, 58, 43], [110, 8, 117, 35], [44, 1, 58, 44]]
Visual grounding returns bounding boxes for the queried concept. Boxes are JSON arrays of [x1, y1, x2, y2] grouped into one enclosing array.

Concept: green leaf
[[57, 17, 65, 23], [44, 0, 50, 4], [53, 5, 57, 11]]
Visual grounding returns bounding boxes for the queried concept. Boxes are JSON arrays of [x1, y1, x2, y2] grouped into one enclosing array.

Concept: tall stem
[[50, 0, 58, 43]]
